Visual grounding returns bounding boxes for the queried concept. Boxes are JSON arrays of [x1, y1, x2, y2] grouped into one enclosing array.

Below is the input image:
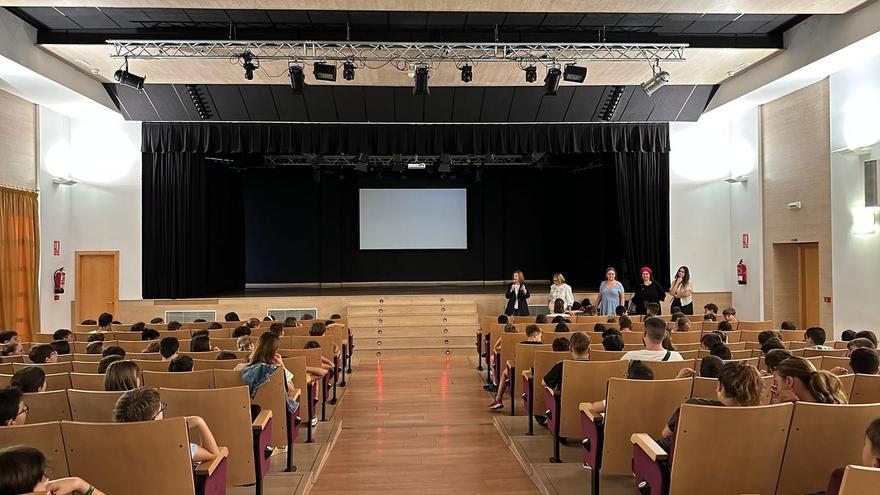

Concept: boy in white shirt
[[621, 317, 684, 362]]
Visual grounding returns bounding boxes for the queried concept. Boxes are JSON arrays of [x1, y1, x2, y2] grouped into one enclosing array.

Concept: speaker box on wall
[[866, 159, 878, 208]]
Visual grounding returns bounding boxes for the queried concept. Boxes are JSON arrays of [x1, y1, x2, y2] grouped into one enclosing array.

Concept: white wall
[[829, 54, 880, 336], [38, 106, 142, 331]]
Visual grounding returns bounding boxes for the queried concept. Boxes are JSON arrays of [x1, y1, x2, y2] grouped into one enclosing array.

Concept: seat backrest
[[669, 403, 794, 495], [643, 359, 696, 380], [737, 321, 773, 331], [499, 333, 527, 368], [803, 348, 848, 358], [0, 421, 69, 477], [819, 356, 851, 372], [289, 336, 334, 361], [0, 363, 11, 375], [250, 364, 292, 447], [726, 342, 746, 351], [13, 362, 72, 374], [283, 356, 312, 422], [126, 352, 162, 361], [837, 374, 856, 401], [690, 377, 718, 400], [67, 389, 125, 422], [776, 402, 880, 495], [161, 386, 254, 486], [669, 332, 701, 344], [61, 418, 196, 495], [602, 377, 693, 475], [142, 370, 215, 390], [621, 332, 645, 345], [24, 390, 71, 423], [69, 373, 107, 391], [72, 353, 101, 362], [212, 368, 245, 389], [849, 374, 880, 404], [532, 351, 570, 416], [514, 343, 553, 373], [44, 373, 71, 391], [560, 360, 629, 438], [192, 358, 242, 371], [114, 340, 155, 353], [132, 359, 172, 372], [839, 465, 880, 495], [589, 350, 627, 361], [211, 337, 239, 351], [279, 348, 322, 368], [71, 361, 99, 374]]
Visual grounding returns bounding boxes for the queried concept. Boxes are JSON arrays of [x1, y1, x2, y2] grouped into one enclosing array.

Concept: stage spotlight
[[343, 61, 356, 81], [413, 66, 430, 96], [289, 66, 305, 94], [460, 64, 473, 83], [114, 58, 145, 91], [313, 62, 337, 82], [641, 66, 670, 97], [437, 154, 452, 174], [241, 51, 258, 81], [563, 64, 587, 83], [391, 154, 406, 173], [544, 67, 561, 96], [524, 65, 537, 83], [354, 153, 369, 172]]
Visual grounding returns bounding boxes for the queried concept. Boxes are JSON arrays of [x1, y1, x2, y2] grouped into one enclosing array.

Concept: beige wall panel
[[0, 90, 37, 189]]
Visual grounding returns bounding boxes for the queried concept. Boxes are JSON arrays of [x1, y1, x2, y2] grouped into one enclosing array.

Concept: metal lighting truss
[[260, 154, 545, 168], [107, 39, 687, 66]]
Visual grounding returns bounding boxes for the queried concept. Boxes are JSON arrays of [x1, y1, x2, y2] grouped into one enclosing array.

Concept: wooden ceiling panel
[[4, 1, 871, 14], [41, 44, 778, 86]]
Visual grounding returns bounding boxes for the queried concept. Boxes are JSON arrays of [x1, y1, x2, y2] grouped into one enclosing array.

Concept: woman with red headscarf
[[630, 266, 666, 315]]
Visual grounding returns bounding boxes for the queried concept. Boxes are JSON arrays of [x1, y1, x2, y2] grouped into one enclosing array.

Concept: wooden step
[[348, 303, 476, 316], [350, 325, 478, 338], [347, 314, 477, 327], [353, 336, 474, 350]]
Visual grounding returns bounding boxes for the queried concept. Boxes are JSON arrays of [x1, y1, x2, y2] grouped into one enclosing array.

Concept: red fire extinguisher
[[736, 259, 747, 285], [53, 268, 65, 301]]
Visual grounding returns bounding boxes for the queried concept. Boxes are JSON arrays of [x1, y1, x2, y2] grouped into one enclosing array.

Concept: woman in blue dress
[[595, 267, 625, 316]]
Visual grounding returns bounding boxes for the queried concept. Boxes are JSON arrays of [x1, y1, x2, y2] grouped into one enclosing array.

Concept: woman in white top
[[668, 265, 694, 315], [548, 273, 574, 311]]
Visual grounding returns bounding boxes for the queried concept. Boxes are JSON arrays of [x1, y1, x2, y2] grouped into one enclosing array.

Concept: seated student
[[263, 316, 274, 322], [758, 330, 782, 346], [282, 316, 299, 328], [87, 332, 105, 343], [864, 418, 880, 468], [535, 314, 547, 324], [497, 314, 509, 325], [487, 325, 543, 410], [301, 314, 314, 322], [831, 348, 880, 376], [551, 337, 570, 352], [781, 320, 797, 331], [570, 302, 583, 314], [141, 328, 160, 341], [615, 305, 627, 318], [586, 361, 655, 415], [712, 330, 728, 344], [304, 341, 335, 371], [142, 341, 161, 353], [700, 355, 725, 378], [661, 335, 678, 352], [98, 355, 123, 374], [191, 329, 209, 339], [546, 298, 568, 319], [760, 337, 786, 355], [168, 355, 194, 372], [554, 322, 569, 333], [621, 317, 683, 362], [603, 335, 625, 352], [771, 356, 847, 404], [659, 361, 762, 451], [700, 332, 722, 351], [217, 351, 238, 360], [308, 322, 327, 337], [764, 348, 793, 375], [717, 320, 733, 332], [237, 336, 254, 352], [49, 340, 70, 356], [602, 327, 622, 339], [709, 343, 732, 360], [246, 318, 261, 329], [674, 317, 690, 332], [541, 332, 591, 393], [28, 344, 58, 364], [233, 325, 251, 338], [205, 322, 223, 330], [97, 312, 113, 332], [11, 366, 46, 393], [1, 341, 23, 357], [237, 333, 302, 422], [113, 387, 220, 464], [130, 321, 146, 333], [224, 312, 240, 322], [606, 316, 619, 324], [721, 307, 738, 326], [52, 329, 72, 342], [86, 341, 103, 355], [167, 321, 183, 331], [847, 338, 876, 357], [0, 387, 28, 426], [804, 326, 834, 350], [841, 329, 857, 342], [102, 346, 126, 359], [593, 323, 607, 334], [190, 335, 218, 353], [856, 330, 878, 348], [104, 360, 142, 391], [488, 324, 520, 380], [618, 315, 633, 332], [645, 302, 661, 318], [160, 337, 180, 362], [704, 303, 719, 318], [268, 322, 285, 338], [0, 330, 19, 344], [150, 317, 164, 324], [193, 319, 207, 324], [81, 319, 97, 326], [330, 314, 342, 320], [0, 445, 108, 495]]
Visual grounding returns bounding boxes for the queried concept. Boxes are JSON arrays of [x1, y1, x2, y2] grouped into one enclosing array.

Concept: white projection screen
[[359, 188, 467, 250]]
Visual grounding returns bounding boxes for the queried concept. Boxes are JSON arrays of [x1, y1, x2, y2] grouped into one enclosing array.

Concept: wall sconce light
[[724, 175, 749, 184], [51, 177, 78, 186], [852, 206, 879, 235]]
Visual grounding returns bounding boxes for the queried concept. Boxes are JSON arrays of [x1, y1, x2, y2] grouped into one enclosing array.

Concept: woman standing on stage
[[631, 266, 666, 315], [548, 273, 574, 312], [505, 270, 530, 316], [595, 267, 625, 316], [669, 266, 694, 315]]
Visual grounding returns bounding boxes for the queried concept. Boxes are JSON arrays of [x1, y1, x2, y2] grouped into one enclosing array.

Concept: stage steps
[[347, 298, 478, 355]]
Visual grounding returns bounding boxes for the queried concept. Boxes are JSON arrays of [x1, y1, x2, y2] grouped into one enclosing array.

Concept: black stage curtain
[[142, 153, 245, 298], [613, 152, 671, 290], [142, 123, 670, 154]]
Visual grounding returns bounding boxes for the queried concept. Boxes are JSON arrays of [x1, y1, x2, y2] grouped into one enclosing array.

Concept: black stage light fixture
[[563, 64, 588, 83], [289, 66, 305, 94], [391, 154, 406, 173], [114, 58, 145, 91], [524, 65, 538, 84], [241, 51, 258, 80], [185, 85, 210, 120], [313, 62, 337, 82], [354, 153, 369, 172], [343, 61, 356, 81], [600, 86, 625, 121], [413, 66, 430, 96], [544, 67, 561, 96], [437, 154, 452, 174], [460, 64, 473, 83]]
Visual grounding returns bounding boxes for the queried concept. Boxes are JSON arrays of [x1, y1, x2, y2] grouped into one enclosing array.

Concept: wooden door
[[75, 251, 119, 324], [798, 243, 820, 328]]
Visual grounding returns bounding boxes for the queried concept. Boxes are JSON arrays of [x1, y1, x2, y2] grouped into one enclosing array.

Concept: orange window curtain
[[0, 186, 40, 341]]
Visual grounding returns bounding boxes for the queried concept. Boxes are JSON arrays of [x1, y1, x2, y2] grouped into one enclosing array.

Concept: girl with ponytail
[[771, 356, 848, 404]]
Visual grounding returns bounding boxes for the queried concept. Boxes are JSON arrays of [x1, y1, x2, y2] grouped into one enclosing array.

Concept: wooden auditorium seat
[[71, 361, 99, 373], [142, 370, 216, 390], [737, 321, 773, 331], [45, 373, 72, 391], [126, 352, 162, 361], [72, 353, 102, 362], [668, 332, 701, 345], [193, 359, 243, 371], [631, 402, 794, 495], [13, 361, 72, 374], [522, 350, 569, 433], [839, 466, 880, 494], [133, 359, 172, 372], [23, 390, 72, 423], [67, 389, 125, 422], [0, 421, 69, 478], [819, 356, 851, 372], [61, 418, 229, 495], [70, 373, 107, 391], [849, 374, 880, 404], [643, 359, 696, 380], [283, 355, 318, 443], [803, 348, 848, 358], [589, 350, 627, 361], [510, 342, 552, 416]]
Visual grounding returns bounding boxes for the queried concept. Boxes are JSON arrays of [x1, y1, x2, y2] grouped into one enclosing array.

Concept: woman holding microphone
[[548, 273, 574, 312], [505, 270, 530, 316]]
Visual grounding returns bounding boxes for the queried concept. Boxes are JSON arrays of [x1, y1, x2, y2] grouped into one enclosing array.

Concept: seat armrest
[[631, 433, 668, 461], [505, 360, 513, 368], [195, 446, 229, 476], [252, 409, 272, 430], [580, 403, 603, 422], [543, 385, 560, 397], [522, 369, 532, 380]]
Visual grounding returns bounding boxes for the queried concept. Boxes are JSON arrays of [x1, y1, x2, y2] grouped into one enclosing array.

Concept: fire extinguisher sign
[[742, 234, 749, 249], [53, 240, 60, 256]]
